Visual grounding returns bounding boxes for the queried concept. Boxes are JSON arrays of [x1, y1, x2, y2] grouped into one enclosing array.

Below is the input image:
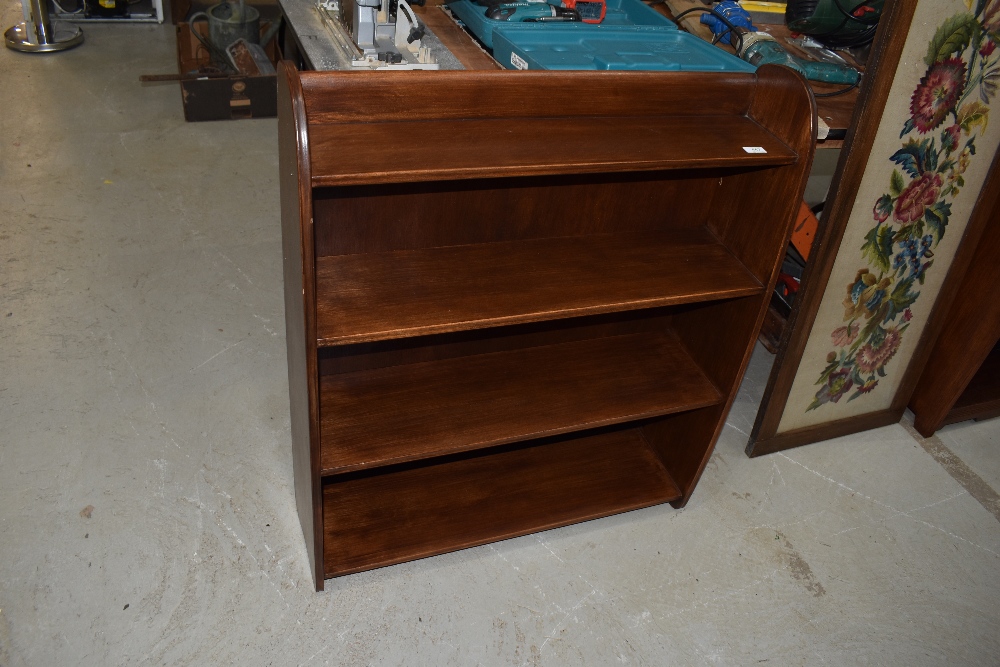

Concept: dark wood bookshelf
[[279, 65, 816, 589]]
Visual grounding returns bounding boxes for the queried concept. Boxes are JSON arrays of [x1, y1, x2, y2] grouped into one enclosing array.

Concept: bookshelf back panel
[[312, 171, 732, 257], [319, 308, 673, 376]]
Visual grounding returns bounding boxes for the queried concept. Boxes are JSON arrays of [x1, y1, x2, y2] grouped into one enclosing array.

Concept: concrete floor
[[2, 15, 999, 667]]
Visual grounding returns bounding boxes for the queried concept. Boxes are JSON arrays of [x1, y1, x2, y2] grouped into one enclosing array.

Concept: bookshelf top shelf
[[295, 69, 803, 187], [307, 115, 797, 187]]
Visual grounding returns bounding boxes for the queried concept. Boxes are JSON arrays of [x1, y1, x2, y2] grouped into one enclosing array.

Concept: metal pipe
[[28, 0, 53, 43]]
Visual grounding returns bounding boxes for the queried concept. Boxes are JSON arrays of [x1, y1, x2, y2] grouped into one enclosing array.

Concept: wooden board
[[323, 426, 681, 576], [420, 4, 502, 70], [315, 227, 763, 345], [946, 344, 1000, 427], [306, 115, 796, 186], [320, 330, 722, 473]]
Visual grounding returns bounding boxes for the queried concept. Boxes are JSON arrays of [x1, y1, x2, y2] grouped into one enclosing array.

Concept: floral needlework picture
[[809, 0, 1000, 411]]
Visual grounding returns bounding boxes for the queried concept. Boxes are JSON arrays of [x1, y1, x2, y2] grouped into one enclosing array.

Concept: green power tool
[[785, 0, 884, 49], [482, 0, 580, 21], [734, 28, 860, 85], [700, 1, 875, 87]]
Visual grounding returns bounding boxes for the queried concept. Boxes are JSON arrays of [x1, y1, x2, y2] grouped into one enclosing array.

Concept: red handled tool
[[561, 0, 605, 23]]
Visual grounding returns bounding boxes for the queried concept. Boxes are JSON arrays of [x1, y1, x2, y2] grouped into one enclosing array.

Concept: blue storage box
[[492, 26, 756, 71], [446, 0, 674, 49]]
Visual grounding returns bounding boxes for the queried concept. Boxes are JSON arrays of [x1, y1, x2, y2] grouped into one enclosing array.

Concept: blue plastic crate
[[446, 0, 675, 49], [492, 26, 756, 71]]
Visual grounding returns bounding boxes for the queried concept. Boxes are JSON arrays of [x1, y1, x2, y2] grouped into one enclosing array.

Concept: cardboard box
[[175, 19, 281, 121]]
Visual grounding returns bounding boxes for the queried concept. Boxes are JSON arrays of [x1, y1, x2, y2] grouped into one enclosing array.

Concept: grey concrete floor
[[2, 14, 1000, 667]]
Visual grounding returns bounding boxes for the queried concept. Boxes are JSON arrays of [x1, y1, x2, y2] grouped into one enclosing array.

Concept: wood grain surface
[[299, 69, 756, 122], [420, 5, 502, 70], [306, 115, 795, 186], [322, 427, 681, 576], [278, 63, 325, 590], [315, 227, 763, 345], [946, 344, 1000, 427], [312, 173, 721, 257], [320, 330, 722, 473]]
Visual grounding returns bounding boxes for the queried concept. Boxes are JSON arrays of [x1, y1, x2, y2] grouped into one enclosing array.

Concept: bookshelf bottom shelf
[[322, 425, 682, 577]]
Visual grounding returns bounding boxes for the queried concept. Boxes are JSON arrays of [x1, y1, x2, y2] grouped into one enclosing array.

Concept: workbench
[[277, 0, 857, 144]]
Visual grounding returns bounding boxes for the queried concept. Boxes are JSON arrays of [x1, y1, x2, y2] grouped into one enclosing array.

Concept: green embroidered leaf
[[958, 101, 989, 133], [890, 170, 905, 196], [816, 361, 838, 385], [925, 201, 952, 242], [900, 118, 916, 139], [925, 138, 939, 173], [862, 225, 894, 273], [857, 308, 887, 346], [894, 221, 924, 243], [870, 324, 887, 347], [874, 194, 894, 222], [890, 138, 930, 177], [886, 276, 919, 323], [925, 13, 979, 65]]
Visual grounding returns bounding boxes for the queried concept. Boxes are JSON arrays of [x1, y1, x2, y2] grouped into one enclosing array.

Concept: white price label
[[510, 52, 529, 70], [742, 146, 767, 154]]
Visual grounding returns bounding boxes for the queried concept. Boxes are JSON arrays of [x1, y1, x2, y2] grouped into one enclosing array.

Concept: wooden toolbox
[[174, 17, 280, 121]]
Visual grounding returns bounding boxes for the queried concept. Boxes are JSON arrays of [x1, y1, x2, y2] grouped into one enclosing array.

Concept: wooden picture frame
[[748, 0, 1000, 456]]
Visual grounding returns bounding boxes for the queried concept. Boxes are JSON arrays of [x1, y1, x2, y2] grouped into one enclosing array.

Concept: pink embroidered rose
[[855, 327, 902, 375], [894, 172, 942, 223]]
